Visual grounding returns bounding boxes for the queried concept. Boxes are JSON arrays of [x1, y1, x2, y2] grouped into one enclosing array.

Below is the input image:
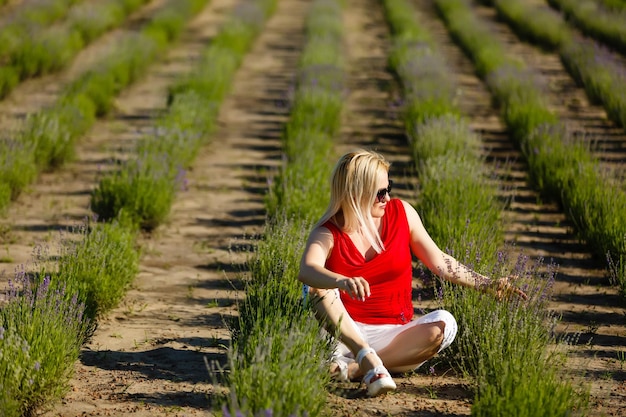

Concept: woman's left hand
[[488, 277, 528, 301]]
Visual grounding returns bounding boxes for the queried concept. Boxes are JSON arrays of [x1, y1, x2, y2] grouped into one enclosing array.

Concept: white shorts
[[333, 309, 458, 372]]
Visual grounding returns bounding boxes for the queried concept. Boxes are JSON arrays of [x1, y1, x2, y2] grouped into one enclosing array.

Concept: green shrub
[[0, 138, 37, 205], [55, 218, 140, 319], [0, 273, 89, 416], [227, 217, 331, 417], [90, 154, 180, 231], [10, 27, 84, 78], [440, 254, 589, 417]]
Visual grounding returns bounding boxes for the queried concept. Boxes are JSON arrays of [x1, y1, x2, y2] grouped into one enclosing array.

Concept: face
[[371, 172, 391, 218]]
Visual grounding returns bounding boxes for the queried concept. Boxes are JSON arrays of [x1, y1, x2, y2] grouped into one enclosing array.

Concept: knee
[[435, 310, 458, 352], [428, 322, 446, 353]]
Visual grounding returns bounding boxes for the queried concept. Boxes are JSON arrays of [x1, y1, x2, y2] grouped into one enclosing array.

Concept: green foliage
[[1, 0, 151, 94], [55, 218, 140, 319], [92, 0, 270, 231], [0, 0, 208, 211], [12, 0, 80, 27], [266, 134, 333, 225], [0, 67, 19, 98], [23, 95, 96, 170], [226, 0, 342, 415], [417, 156, 503, 266], [547, 0, 626, 54], [411, 115, 481, 160], [560, 41, 626, 130], [0, 138, 37, 206], [168, 47, 239, 106], [439, 256, 589, 417], [142, 0, 203, 43], [90, 154, 179, 231], [10, 27, 84, 78], [285, 88, 343, 138], [227, 319, 331, 417], [65, 35, 159, 116], [0, 274, 89, 416], [0, 326, 37, 416], [435, 0, 626, 300], [68, 1, 130, 44], [490, 0, 570, 49], [228, 218, 332, 417], [435, 0, 518, 77]]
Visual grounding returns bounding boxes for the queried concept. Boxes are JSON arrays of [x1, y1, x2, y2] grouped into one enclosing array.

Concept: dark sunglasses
[[376, 180, 393, 202]]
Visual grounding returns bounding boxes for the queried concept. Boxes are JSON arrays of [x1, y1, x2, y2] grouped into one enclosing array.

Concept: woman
[[298, 149, 525, 397]]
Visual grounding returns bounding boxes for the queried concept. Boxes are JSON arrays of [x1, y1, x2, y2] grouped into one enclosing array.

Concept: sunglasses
[[376, 179, 393, 202]]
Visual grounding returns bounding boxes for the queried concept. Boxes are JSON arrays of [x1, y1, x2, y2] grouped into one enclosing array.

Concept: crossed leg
[[308, 287, 456, 380]]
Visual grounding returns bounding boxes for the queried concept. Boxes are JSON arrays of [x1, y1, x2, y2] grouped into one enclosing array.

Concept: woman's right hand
[[338, 277, 371, 301]]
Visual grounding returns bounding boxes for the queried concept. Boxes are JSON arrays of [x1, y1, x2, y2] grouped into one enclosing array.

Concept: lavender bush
[[55, 217, 140, 319], [435, 0, 626, 298], [0, 271, 89, 416], [547, 0, 626, 54], [227, 0, 342, 415], [386, 0, 589, 414]]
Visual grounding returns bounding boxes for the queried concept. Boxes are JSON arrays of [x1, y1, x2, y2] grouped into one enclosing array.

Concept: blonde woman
[[298, 149, 525, 397]]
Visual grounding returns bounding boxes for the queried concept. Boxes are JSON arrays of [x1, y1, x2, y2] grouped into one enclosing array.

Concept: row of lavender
[[0, 0, 198, 212], [480, 0, 626, 153], [438, 0, 626, 299], [547, 0, 626, 56], [224, 0, 344, 414], [0, 0, 153, 98], [382, 0, 588, 415]]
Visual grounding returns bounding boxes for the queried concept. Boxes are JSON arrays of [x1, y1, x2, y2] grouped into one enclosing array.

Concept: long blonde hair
[[316, 149, 390, 253]]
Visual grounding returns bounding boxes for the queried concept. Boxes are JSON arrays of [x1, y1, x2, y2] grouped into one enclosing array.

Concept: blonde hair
[[316, 149, 391, 253]]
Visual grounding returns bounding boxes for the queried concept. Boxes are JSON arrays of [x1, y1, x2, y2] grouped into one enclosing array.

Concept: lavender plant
[[0, 138, 37, 211], [227, 0, 342, 415], [560, 40, 626, 130], [0, 271, 89, 416], [438, 252, 589, 416], [91, 152, 181, 231], [547, 0, 626, 54], [23, 95, 96, 170], [482, 0, 626, 133], [54, 217, 140, 319], [477, 0, 569, 49], [0, 326, 39, 416], [3, 0, 208, 211], [435, 0, 626, 297], [387, 0, 589, 414], [3, 0, 151, 92]]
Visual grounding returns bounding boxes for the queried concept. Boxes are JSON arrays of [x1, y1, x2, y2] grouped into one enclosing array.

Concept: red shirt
[[323, 198, 413, 324]]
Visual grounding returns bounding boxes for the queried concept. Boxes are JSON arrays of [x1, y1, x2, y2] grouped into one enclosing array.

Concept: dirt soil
[[0, 0, 624, 416]]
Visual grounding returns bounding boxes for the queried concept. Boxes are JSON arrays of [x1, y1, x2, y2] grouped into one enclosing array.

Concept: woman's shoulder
[[391, 198, 414, 214], [392, 199, 421, 226], [311, 222, 337, 240]]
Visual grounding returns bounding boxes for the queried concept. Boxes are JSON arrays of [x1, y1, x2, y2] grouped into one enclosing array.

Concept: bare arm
[[402, 200, 488, 288], [298, 226, 371, 301], [402, 200, 526, 301]]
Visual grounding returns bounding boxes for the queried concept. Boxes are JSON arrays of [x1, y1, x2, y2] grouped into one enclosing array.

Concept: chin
[[373, 206, 386, 217]]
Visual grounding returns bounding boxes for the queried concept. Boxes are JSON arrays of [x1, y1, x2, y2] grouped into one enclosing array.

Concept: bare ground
[[0, 0, 624, 416]]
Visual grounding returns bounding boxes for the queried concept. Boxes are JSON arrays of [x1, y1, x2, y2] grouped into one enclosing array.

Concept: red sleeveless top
[[323, 198, 413, 324]]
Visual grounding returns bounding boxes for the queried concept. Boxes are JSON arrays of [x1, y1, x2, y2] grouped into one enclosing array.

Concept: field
[[0, 0, 625, 416]]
